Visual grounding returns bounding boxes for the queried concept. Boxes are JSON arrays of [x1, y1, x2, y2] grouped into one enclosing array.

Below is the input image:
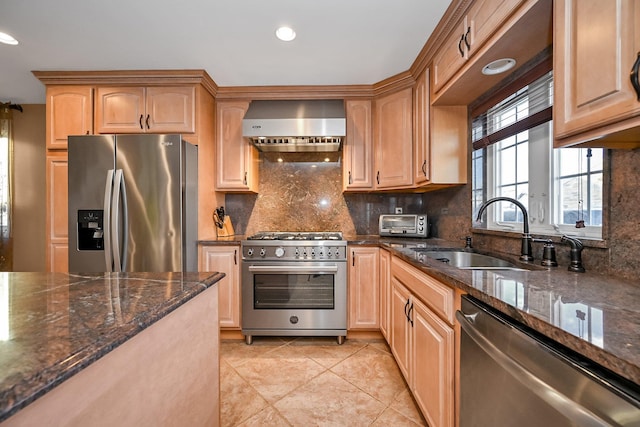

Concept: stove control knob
[[247, 248, 254, 257], [335, 249, 341, 257], [275, 247, 285, 258], [310, 249, 316, 257], [259, 248, 266, 257], [295, 248, 300, 258]]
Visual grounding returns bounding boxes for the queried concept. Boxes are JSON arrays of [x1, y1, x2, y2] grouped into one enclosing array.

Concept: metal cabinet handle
[[404, 298, 410, 320], [407, 303, 414, 327], [631, 52, 640, 101], [458, 34, 465, 57], [376, 171, 380, 185], [234, 249, 237, 265], [421, 160, 427, 176], [145, 114, 150, 129], [139, 114, 144, 130], [352, 251, 355, 266], [348, 170, 352, 185], [464, 26, 471, 50], [243, 171, 248, 185]]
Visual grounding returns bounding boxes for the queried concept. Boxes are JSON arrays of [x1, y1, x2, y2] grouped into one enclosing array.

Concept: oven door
[[242, 261, 347, 332]]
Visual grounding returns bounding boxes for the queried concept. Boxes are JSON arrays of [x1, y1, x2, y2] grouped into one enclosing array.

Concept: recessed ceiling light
[[0, 32, 18, 46], [275, 26, 296, 42], [482, 58, 516, 75]]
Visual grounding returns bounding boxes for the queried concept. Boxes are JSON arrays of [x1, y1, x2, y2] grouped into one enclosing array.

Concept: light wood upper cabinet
[[413, 69, 430, 185], [215, 101, 259, 192], [348, 246, 380, 330], [95, 86, 195, 134], [343, 99, 374, 190], [433, 0, 524, 94], [554, 0, 640, 147], [374, 88, 413, 190], [46, 153, 68, 272], [199, 245, 240, 329], [46, 86, 93, 149], [433, 19, 470, 95]]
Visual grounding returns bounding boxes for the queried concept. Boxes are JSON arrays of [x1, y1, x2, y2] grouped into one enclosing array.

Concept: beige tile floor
[[220, 337, 427, 427]]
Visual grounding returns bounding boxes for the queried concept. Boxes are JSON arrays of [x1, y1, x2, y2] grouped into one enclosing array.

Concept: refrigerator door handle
[[120, 170, 129, 271], [111, 169, 129, 272], [103, 170, 115, 272]]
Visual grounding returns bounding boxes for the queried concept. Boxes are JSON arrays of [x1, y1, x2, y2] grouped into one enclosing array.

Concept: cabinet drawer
[[391, 257, 455, 325]]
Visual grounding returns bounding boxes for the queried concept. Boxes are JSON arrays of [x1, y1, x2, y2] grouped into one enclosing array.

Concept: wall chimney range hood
[[242, 99, 346, 152]]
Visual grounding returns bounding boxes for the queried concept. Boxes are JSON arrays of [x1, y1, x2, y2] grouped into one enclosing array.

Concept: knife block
[[216, 216, 235, 238]]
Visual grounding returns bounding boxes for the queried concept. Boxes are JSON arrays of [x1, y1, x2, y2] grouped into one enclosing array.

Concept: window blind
[[472, 71, 553, 151]]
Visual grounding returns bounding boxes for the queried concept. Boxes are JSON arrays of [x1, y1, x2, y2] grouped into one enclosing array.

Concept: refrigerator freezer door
[[115, 134, 184, 272], [68, 135, 116, 272]]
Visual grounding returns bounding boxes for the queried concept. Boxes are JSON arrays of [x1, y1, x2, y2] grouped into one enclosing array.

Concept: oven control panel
[[242, 243, 347, 261]]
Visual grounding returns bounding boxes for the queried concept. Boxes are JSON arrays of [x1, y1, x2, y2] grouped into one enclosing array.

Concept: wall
[[12, 105, 46, 271]]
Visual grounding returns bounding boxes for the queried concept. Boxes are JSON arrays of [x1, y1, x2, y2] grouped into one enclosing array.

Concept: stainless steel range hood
[[242, 99, 346, 152]]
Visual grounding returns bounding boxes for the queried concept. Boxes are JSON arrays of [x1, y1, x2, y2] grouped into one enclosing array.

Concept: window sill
[[471, 227, 609, 249]]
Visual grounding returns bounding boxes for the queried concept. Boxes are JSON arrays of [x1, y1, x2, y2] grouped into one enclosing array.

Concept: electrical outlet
[[395, 207, 403, 214]]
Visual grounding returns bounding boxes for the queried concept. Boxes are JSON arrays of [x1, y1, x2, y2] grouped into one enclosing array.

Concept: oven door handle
[[248, 265, 339, 273]]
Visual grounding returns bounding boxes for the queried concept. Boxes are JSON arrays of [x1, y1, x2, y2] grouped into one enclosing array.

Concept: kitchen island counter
[[0, 271, 224, 424], [347, 235, 640, 389]]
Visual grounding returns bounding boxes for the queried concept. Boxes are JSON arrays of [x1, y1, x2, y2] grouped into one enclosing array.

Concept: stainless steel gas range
[[241, 232, 347, 345]]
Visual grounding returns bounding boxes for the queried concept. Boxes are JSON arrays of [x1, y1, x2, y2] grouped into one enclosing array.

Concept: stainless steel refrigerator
[[68, 134, 198, 272]]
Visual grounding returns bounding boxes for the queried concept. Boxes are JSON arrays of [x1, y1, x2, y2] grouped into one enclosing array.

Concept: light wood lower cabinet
[[46, 153, 68, 273], [391, 256, 455, 427], [348, 246, 379, 330], [199, 245, 240, 329], [379, 249, 391, 341]]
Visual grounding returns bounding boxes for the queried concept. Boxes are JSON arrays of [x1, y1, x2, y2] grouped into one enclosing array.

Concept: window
[[472, 70, 603, 240]]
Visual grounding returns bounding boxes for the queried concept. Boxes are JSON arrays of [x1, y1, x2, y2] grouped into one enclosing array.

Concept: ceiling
[[0, 0, 451, 104]]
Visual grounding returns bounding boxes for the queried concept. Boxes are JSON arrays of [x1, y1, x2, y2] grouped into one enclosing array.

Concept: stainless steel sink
[[415, 250, 531, 271]]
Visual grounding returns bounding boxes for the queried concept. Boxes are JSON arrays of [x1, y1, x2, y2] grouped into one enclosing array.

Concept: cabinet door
[[146, 86, 195, 133], [466, 0, 524, 55], [390, 278, 412, 382], [200, 246, 240, 328], [46, 86, 93, 149], [95, 87, 145, 133], [554, 0, 640, 141], [412, 298, 455, 427], [46, 153, 68, 272], [348, 246, 379, 329], [215, 101, 259, 192], [432, 20, 468, 94], [374, 88, 413, 189], [344, 100, 374, 190], [379, 249, 391, 342], [413, 69, 430, 185]]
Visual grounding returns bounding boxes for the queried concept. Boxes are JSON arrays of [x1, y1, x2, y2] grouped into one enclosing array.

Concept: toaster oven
[[379, 214, 428, 238]]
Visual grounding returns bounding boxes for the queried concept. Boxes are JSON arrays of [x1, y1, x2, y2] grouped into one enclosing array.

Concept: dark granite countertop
[[347, 235, 640, 387], [0, 271, 224, 422]]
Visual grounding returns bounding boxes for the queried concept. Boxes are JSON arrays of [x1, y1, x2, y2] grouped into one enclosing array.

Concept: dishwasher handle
[[456, 309, 612, 427]]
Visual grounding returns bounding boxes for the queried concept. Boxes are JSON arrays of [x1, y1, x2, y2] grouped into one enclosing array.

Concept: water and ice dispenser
[[77, 210, 104, 250]]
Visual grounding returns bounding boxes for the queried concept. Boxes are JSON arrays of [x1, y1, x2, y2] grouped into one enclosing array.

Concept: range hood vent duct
[[242, 99, 346, 152]]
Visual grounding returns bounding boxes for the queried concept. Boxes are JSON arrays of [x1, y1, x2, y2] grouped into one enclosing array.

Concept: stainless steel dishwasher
[[457, 295, 640, 427]]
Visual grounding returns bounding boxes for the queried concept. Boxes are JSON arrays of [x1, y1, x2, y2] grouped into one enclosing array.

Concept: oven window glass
[[253, 273, 334, 309]]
